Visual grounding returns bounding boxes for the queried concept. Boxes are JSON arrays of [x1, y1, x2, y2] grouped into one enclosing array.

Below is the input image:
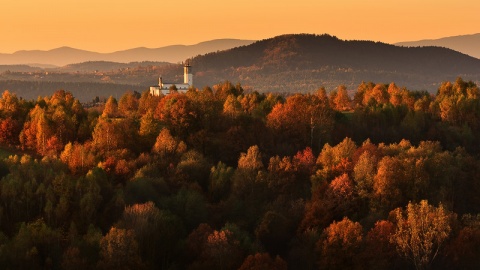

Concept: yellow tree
[[92, 118, 119, 152], [223, 94, 243, 119], [138, 90, 161, 115], [267, 93, 334, 152], [232, 145, 265, 198], [102, 96, 119, 118], [373, 156, 405, 211], [0, 90, 20, 116], [152, 128, 186, 158], [333, 85, 351, 111], [118, 91, 139, 117], [60, 142, 96, 174], [155, 93, 198, 137], [388, 82, 402, 106], [238, 145, 264, 171], [317, 217, 363, 270], [363, 84, 389, 105], [240, 92, 261, 114], [353, 151, 377, 199], [138, 109, 161, 150], [390, 200, 452, 270], [19, 105, 55, 155]]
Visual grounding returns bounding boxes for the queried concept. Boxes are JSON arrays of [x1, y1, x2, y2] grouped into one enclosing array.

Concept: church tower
[[184, 61, 193, 86]]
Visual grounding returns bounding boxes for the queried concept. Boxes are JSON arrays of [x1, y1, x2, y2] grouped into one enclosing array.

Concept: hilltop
[[187, 34, 480, 92]]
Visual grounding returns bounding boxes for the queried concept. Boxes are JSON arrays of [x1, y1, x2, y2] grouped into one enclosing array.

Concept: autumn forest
[[0, 78, 480, 270]]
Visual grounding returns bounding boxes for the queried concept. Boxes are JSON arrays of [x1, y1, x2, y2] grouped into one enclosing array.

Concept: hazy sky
[[1, 0, 479, 53]]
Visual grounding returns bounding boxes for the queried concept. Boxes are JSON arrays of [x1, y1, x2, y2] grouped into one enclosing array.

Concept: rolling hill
[[395, 33, 480, 59], [0, 39, 256, 66], [3, 34, 480, 101], [187, 34, 480, 92]]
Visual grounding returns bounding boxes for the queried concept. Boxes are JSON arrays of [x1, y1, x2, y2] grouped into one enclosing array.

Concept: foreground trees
[[0, 79, 479, 269], [390, 200, 453, 270]]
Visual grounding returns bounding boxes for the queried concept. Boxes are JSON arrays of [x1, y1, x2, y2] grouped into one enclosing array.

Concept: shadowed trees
[[1, 78, 480, 269]]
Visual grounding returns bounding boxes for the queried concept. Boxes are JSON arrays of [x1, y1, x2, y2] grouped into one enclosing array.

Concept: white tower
[[184, 61, 193, 86]]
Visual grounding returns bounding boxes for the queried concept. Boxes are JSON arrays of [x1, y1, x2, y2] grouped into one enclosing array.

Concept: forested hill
[[190, 34, 480, 92]]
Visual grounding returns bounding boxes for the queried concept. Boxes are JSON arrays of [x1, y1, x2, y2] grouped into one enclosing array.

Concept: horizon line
[[0, 38, 259, 55]]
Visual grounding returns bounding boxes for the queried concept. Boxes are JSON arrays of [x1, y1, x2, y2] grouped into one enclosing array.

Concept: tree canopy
[[0, 78, 479, 269]]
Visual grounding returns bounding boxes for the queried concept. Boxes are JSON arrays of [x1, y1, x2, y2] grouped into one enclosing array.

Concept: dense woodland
[[0, 78, 480, 270]]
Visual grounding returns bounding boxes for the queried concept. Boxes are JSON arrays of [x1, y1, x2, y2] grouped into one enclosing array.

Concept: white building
[[150, 62, 193, 96]]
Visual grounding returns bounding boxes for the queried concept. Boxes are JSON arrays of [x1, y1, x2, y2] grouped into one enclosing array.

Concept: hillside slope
[[188, 34, 480, 92]]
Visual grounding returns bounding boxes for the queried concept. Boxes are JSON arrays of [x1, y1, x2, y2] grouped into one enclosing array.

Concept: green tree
[[176, 150, 211, 189], [208, 162, 234, 202], [11, 219, 62, 270]]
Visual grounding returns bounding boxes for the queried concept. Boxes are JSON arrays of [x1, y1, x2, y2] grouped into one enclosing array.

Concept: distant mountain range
[[59, 61, 170, 72], [188, 34, 480, 92], [395, 33, 480, 59], [2, 34, 480, 101], [0, 39, 256, 66]]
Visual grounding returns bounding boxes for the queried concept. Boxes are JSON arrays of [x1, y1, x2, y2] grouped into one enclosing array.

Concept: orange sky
[[1, 0, 479, 53]]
